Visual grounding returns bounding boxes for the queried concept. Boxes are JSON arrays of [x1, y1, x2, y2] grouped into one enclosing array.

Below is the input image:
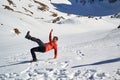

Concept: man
[[25, 29, 58, 62]]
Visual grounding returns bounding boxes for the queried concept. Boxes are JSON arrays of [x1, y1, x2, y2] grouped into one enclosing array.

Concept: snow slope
[[0, 0, 120, 80]]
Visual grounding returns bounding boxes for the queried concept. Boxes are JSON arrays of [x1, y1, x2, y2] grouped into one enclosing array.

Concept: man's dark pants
[[29, 36, 46, 60]]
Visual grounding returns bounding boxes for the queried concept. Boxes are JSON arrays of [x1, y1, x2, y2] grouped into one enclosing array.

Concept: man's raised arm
[[49, 29, 53, 42]]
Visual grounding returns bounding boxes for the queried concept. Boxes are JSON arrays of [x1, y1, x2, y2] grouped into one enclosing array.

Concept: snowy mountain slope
[[0, 0, 120, 80], [0, 0, 78, 24]]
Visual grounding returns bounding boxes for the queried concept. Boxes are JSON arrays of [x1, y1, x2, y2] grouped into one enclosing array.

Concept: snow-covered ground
[[0, 0, 120, 80]]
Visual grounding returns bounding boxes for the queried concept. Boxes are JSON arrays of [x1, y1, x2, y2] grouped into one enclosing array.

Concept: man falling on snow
[[25, 29, 58, 62]]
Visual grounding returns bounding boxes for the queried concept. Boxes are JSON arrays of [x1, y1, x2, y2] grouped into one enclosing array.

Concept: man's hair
[[53, 36, 58, 41]]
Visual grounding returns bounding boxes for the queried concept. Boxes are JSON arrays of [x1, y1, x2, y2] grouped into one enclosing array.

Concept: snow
[[0, 0, 120, 80]]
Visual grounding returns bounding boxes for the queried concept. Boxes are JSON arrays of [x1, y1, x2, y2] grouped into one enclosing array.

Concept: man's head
[[53, 36, 58, 41]]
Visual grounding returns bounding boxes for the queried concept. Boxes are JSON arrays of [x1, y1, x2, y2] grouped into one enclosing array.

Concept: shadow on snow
[[72, 57, 120, 68], [52, 0, 120, 16], [0, 60, 32, 68], [0, 58, 120, 68], [0, 58, 52, 68]]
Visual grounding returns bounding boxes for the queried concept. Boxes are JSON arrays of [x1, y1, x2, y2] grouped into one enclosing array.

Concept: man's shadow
[[0, 58, 53, 68], [72, 57, 120, 68], [52, 0, 120, 16], [0, 60, 31, 68]]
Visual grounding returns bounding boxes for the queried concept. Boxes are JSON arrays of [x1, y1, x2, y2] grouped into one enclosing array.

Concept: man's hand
[[54, 57, 57, 59], [50, 29, 53, 32]]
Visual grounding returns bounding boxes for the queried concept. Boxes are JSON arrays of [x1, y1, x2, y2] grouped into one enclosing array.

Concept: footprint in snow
[[117, 44, 120, 46], [59, 61, 70, 68], [76, 50, 85, 60]]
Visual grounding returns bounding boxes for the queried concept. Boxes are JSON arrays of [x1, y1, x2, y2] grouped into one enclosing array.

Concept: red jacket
[[45, 31, 58, 59]]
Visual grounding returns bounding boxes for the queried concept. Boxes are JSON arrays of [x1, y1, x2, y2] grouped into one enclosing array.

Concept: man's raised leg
[[25, 31, 45, 46]]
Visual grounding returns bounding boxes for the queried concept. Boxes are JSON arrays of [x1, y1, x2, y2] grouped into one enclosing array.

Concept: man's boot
[[25, 31, 31, 39], [33, 58, 37, 62]]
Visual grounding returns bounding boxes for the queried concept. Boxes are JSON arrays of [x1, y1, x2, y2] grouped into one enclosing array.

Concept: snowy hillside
[[0, 0, 120, 80]]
